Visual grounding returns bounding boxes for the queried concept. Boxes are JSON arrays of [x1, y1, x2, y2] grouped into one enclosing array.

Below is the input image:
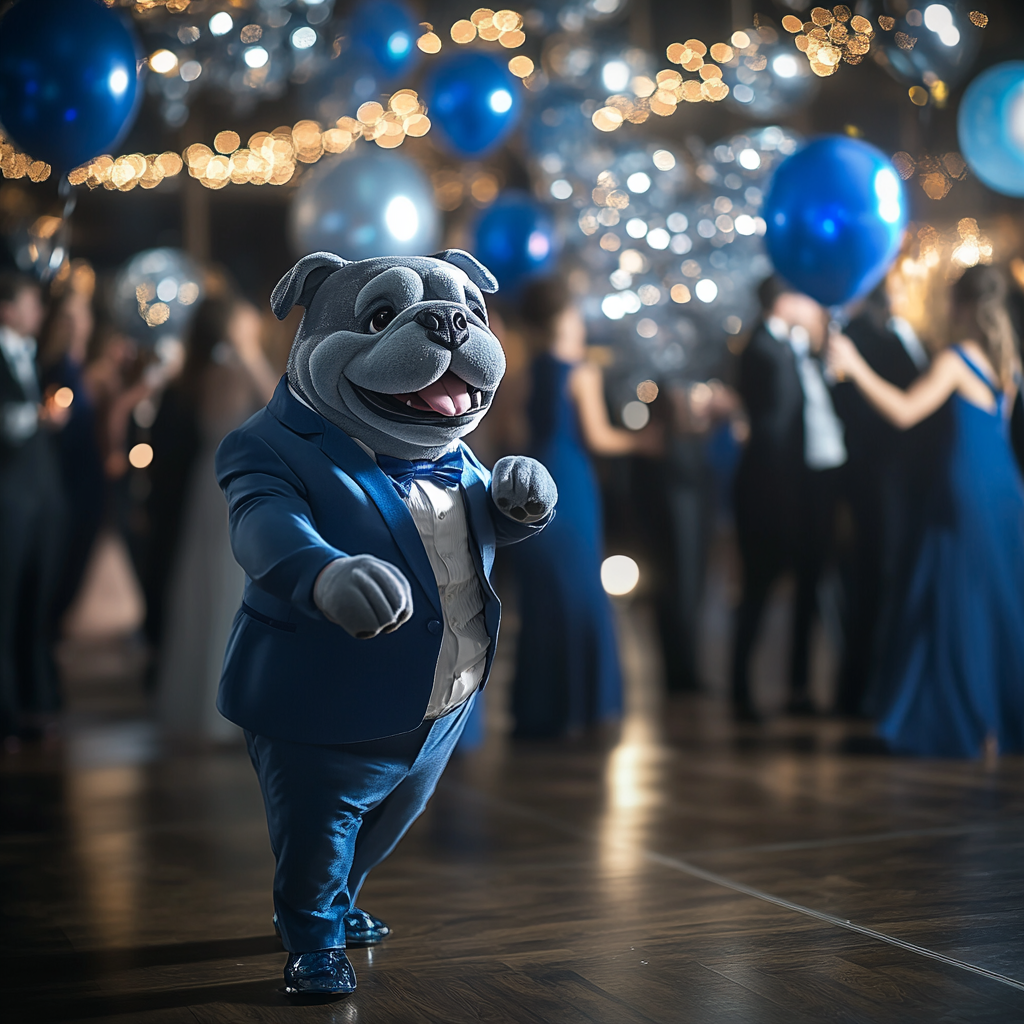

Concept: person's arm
[[828, 334, 960, 430], [228, 306, 279, 404], [569, 361, 661, 455]]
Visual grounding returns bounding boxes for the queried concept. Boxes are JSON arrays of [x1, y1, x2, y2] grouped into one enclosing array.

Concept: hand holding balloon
[[826, 332, 866, 384]]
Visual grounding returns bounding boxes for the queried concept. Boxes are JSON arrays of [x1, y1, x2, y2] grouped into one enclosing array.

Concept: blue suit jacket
[[215, 378, 546, 744]]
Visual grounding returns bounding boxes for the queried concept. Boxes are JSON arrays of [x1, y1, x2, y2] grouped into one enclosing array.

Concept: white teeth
[[406, 399, 414, 407]]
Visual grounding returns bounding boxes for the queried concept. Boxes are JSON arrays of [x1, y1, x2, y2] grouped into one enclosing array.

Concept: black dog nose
[[415, 307, 470, 350]]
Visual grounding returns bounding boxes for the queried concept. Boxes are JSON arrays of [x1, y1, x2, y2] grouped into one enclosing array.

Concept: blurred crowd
[[0, 264, 280, 749], [2, 256, 1023, 758]]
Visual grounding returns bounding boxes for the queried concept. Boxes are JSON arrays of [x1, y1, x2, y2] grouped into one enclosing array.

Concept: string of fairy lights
[[75, 8, 536, 193], [590, 5, 989, 133], [0, 4, 992, 196]]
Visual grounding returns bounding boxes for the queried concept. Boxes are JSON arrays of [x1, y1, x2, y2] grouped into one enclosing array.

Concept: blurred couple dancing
[[734, 264, 1024, 758]]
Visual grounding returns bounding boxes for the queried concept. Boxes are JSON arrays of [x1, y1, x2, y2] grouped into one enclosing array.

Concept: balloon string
[[42, 177, 78, 283], [827, 309, 846, 383]]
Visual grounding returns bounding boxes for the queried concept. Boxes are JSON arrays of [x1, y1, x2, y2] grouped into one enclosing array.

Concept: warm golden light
[[149, 49, 178, 75], [129, 444, 154, 469], [451, 19, 476, 43], [417, 23, 442, 53], [636, 380, 659, 404], [508, 55, 533, 77], [592, 106, 624, 132], [213, 131, 240, 155], [54, 387, 74, 409]]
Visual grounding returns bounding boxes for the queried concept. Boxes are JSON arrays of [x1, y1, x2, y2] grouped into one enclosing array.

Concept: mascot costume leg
[[215, 250, 556, 996]]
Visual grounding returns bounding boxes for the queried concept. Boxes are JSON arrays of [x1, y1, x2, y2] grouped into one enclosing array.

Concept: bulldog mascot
[[215, 250, 556, 996]]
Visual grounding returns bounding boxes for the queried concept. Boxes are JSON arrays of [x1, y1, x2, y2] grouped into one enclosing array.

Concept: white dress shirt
[[400, 477, 490, 718], [768, 317, 847, 471], [0, 325, 40, 443], [288, 388, 490, 719], [888, 316, 929, 372]]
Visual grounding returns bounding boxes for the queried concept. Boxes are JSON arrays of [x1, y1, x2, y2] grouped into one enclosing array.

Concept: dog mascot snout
[[414, 305, 469, 349], [214, 248, 557, 997]]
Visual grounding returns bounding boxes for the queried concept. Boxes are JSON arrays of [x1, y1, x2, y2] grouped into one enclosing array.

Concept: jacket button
[[427, 619, 442, 635]]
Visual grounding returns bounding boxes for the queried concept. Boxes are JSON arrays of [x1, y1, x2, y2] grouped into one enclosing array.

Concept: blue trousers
[[245, 694, 474, 953]]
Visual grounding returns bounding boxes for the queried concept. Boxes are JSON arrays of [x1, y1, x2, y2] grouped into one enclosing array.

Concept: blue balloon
[[425, 52, 521, 157], [0, 0, 140, 171], [290, 150, 440, 261], [763, 136, 907, 309], [350, 1, 419, 82], [958, 62, 1024, 198], [472, 192, 557, 292]]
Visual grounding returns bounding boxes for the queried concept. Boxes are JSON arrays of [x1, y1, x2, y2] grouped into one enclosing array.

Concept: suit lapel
[[459, 448, 497, 581], [316, 421, 443, 618]]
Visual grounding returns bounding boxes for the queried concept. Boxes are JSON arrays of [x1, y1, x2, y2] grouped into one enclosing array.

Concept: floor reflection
[[67, 762, 145, 948]]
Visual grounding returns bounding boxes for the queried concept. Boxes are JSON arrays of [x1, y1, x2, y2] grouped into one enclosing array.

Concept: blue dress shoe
[[283, 948, 356, 995], [273, 908, 391, 948], [343, 908, 391, 947]]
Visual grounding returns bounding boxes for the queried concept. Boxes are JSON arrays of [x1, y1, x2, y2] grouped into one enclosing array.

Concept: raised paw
[[490, 456, 557, 524]]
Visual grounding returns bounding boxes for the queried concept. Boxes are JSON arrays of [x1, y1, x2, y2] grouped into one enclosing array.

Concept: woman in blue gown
[[509, 280, 659, 738], [829, 266, 1024, 757]]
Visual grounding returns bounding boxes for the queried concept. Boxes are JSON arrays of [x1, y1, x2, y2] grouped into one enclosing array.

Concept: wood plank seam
[[440, 782, 1024, 995]]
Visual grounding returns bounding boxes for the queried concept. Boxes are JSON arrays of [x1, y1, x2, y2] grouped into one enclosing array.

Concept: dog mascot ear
[[272, 252, 349, 319], [432, 249, 499, 294]]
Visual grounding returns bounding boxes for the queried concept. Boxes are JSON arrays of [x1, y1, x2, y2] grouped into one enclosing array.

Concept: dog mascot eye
[[368, 307, 396, 334]]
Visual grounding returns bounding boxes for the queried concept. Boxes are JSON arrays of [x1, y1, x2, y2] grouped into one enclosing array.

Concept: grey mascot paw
[[314, 555, 414, 639], [490, 456, 557, 524]]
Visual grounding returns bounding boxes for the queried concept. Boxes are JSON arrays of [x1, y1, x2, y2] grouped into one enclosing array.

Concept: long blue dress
[[510, 354, 623, 737], [879, 347, 1024, 757]]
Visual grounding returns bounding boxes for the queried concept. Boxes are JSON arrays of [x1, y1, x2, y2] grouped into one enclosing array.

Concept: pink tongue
[[405, 371, 472, 416]]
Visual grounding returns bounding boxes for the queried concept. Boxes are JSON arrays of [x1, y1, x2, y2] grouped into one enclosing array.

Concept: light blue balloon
[[958, 62, 1024, 198], [290, 150, 440, 260]]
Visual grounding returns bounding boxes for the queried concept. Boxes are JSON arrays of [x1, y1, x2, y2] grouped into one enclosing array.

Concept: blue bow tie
[[376, 450, 464, 499]]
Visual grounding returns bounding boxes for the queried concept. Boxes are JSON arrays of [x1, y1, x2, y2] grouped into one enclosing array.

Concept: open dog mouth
[[351, 370, 487, 424]]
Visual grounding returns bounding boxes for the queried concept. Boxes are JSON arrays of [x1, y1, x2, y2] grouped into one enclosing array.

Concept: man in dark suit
[[731, 276, 846, 720], [832, 285, 929, 716], [0, 273, 64, 745], [1012, 390, 1024, 478], [216, 251, 556, 997]]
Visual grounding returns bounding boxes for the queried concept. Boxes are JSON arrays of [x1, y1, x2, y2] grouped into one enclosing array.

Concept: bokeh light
[[129, 443, 154, 470], [601, 555, 641, 596]]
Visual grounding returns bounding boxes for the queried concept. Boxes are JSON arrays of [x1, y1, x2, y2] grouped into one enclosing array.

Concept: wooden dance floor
[[4, 634, 1024, 1023]]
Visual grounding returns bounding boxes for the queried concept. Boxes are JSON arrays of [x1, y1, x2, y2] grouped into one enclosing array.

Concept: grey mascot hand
[[490, 456, 558, 524], [314, 555, 414, 639]]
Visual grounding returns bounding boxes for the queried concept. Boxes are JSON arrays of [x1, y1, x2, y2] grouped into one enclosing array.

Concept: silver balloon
[[723, 28, 819, 119], [879, 0, 982, 91], [290, 149, 440, 260], [112, 247, 205, 346]]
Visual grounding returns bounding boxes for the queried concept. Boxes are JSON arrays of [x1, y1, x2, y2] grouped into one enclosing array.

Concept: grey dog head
[[274, 249, 505, 460]]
